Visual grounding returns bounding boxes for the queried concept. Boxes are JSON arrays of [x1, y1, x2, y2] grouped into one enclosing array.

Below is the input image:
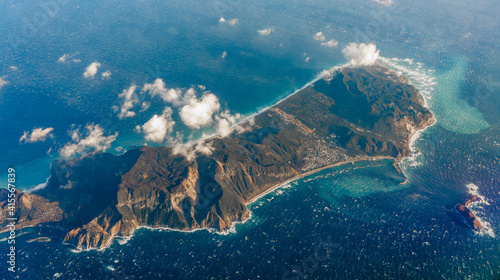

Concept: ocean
[[1, 0, 499, 279]]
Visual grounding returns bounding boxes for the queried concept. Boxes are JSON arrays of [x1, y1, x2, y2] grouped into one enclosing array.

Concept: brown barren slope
[[0, 65, 434, 249]]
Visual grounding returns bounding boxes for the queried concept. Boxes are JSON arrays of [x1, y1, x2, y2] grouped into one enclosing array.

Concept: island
[[455, 195, 483, 231], [0, 65, 435, 250]]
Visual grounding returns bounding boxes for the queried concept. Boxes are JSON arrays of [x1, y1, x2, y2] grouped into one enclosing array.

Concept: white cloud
[[58, 54, 80, 64], [219, 18, 238, 25], [305, 57, 310, 62], [172, 139, 214, 161], [318, 69, 335, 82], [0, 77, 7, 88], [143, 78, 184, 106], [321, 39, 339, 48], [101, 71, 111, 79], [342, 43, 380, 66], [9, 66, 18, 71], [59, 124, 118, 158], [19, 127, 54, 143], [57, 54, 69, 63], [216, 119, 232, 137], [140, 101, 150, 112], [142, 79, 239, 136], [215, 110, 243, 137], [222, 51, 227, 59], [257, 28, 273, 36], [194, 140, 213, 156], [314, 32, 325, 41], [135, 107, 175, 143], [114, 85, 139, 119], [83, 61, 101, 78], [143, 81, 221, 129], [180, 93, 220, 129], [372, 0, 393, 6]]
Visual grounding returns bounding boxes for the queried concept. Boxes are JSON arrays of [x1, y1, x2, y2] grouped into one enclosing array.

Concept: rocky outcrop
[[3, 65, 434, 249], [455, 195, 483, 231]]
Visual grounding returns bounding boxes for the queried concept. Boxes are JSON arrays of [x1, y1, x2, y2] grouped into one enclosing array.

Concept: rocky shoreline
[[1, 65, 435, 250]]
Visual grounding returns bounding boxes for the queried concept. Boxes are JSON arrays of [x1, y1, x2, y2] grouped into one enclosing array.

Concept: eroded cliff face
[[2, 65, 435, 249], [59, 134, 308, 249]]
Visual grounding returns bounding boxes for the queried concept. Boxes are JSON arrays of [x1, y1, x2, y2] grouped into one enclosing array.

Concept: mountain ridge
[[0, 64, 435, 250]]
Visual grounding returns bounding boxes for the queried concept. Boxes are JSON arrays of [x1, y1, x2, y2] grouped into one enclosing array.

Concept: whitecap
[[465, 183, 495, 238], [106, 265, 116, 271], [378, 56, 437, 172]]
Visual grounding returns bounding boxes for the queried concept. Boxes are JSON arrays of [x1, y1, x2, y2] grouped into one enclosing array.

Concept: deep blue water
[[1, 0, 499, 279]]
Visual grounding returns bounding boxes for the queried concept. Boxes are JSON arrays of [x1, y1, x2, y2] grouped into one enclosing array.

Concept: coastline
[[246, 155, 395, 205], [165, 64, 347, 149], [235, 64, 346, 127], [65, 156, 396, 252], [396, 115, 437, 185], [382, 55, 438, 181], [17, 62, 435, 251]]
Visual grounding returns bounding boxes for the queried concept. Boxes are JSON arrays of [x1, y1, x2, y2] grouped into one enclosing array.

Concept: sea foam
[[378, 57, 437, 171], [465, 183, 495, 238]]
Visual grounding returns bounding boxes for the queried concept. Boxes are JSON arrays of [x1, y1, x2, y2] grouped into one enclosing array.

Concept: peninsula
[[0, 65, 434, 250]]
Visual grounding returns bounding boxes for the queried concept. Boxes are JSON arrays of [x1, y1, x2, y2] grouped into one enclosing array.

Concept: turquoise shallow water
[[429, 56, 490, 134], [1, 0, 500, 279]]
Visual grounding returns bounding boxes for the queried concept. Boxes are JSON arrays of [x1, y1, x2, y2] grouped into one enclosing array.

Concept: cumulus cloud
[[143, 78, 184, 106], [140, 101, 150, 112], [180, 93, 220, 129], [0, 77, 7, 88], [114, 85, 139, 119], [101, 71, 111, 79], [215, 110, 244, 137], [372, 0, 393, 6], [142, 79, 243, 138], [321, 39, 339, 48], [342, 43, 380, 66], [59, 124, 118, 158], [83, 61, 101, 78], [58, 54, 80, 64], [314, 32, 338, 47], [219, 18, 238, 25], [314, 32, 325, 41], [318, 69, 335, 82], [216, 118, 232, 137], [257, 28, 273, 36], [172, 139, 214, 161], [19, 127, 54, 143], [221, 51, 227, 59], [57, 54, 69, 63], [10, 66, 18, 71], [135, 107, 175, 143], [143, 79, 222, 129], [305, 57, 310, 62]]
